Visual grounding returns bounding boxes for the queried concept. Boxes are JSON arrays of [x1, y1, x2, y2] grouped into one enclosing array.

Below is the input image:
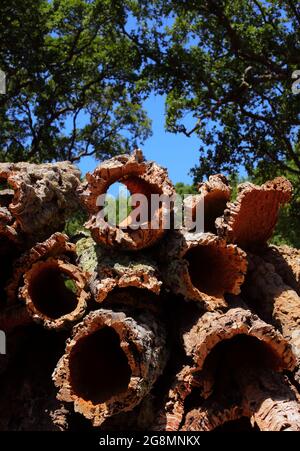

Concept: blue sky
[[78, 93, 200, 186]]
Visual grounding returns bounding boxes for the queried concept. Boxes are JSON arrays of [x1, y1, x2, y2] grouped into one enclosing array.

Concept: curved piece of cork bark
[[237, 367, 300, 431], [184, 174, 231, 233], [183, 307, 296, 372], [182, 403, 244, 431], [242, 254, 300, 380], [6, 232, 76, 304], [153, 365, 195, 431], [160, 231, 247, 310], [81, 150, 175, 251], [0, 162, 81, 243], [20, 258, 89, 330], [53, 308, 167, 426], [181, 370, 300, 431], [262, 244, 300, 296], [76, 236, 162, 305], [182, 307, 299, 431], [215, 177, 292, 250]]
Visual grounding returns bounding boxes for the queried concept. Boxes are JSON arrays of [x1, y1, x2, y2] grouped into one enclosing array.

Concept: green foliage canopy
[[0, 0, 151, 162]]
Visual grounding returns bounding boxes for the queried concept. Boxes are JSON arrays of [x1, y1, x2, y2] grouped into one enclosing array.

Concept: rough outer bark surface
[[0, 162, 81, 242], [76, 236, 161, 303], [53, 308, 167, 426], [153, 365, 195, 431], [6, 232, 75, 304], [160, 231, 247, 310], [215, 177, 292, 250], [183, 307, 296, 372], [184, 174, 231, 233], [243, 255, 300, 379], [20, 258, 89, 330], [262, 244, 300, 295], [181, 404, 244, 431], [237, 367, 300, 431], [81, 150, 175, 251]]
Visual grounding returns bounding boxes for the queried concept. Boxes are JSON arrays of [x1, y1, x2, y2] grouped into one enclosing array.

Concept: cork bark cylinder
[[52, 308, 167, 426], [20, 258, 89, 330], [81, 150, 175, 251], [0, 162, 81, 244], [160, 231, 247, 310], [184, 174, 231, 233], [216, 177, 292, 250], [181, 307, 299, 431], [6, 232, 76, 304], [76, 236, 162, 312], [242, 254, 300, 379]]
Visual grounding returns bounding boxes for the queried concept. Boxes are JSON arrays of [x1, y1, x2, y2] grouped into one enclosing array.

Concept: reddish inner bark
[[69, 326, 132, 404], [28, 266, 78, 319], [185, 244, 237, 296]]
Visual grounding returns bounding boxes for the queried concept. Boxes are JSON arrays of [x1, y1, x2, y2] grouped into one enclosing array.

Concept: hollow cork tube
[[160, 231, 247, 310], [81, 149, 175, 251], [181, 307, 299, 431], [0, 162, 81, 243], [76, 236, 161, 310], [184, 174, 231, 233], [52, 308, 167, 426], [6, 232, 76, 304], [216, 176, 292, 250], [243, 254, 300, 381], [20, 258, 89, 330]]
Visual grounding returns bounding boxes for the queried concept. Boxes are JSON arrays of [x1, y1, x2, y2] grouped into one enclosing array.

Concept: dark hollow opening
[[29, 266, 78, 319], [213, 416, 259, 432], [202, 334, 281, 398], [185, 244, 236, 296], [0, 236, 19, 300], [69, 326, 132, 404]]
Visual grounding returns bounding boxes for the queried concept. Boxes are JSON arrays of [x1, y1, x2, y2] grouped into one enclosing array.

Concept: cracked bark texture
[[0, 162, 81, 243], [81, 149, 175, 251], [20, 258, 89, 330], [182, 403, 244, 431], [184, 174, 231, 233], [160, 231, 247, 310], [53, 308, 167, 426], [236, 367, 300, 431], [216, 177, 292, 250], [153, 365, 195, 431], [6, 232, 75, 304], [242, 255, 300, 382], [76, 236, 161, 307], [182, 306, 296, 372], [181, 308, 298, 431], [262, 244, 300, 296]]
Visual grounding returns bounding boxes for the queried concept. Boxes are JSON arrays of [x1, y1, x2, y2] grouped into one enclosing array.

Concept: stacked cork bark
[[0, 151, 300, 431]]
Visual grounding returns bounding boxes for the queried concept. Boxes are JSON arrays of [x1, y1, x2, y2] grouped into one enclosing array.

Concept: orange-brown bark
[[20, 258, 89, 330], [53, 308, 167, 426], [81, 150, 175, 251], [216, 177, 292, 250], [160, 231, 247, 310]]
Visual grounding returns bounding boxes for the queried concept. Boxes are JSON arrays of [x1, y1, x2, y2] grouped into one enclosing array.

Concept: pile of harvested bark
[[0, 152, 300, 431]]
